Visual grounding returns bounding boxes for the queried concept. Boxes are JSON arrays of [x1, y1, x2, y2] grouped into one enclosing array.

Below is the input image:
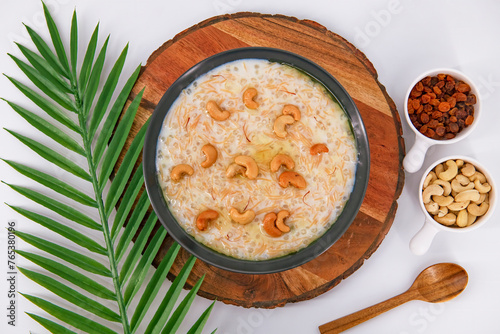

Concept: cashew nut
[[455, 174, 470, 186], [447, 201, 470, 211], [270, 154, 295, 172], [170, 164, 194, 181], [226, 163, 246, 178], [424, 172, 437, 188], [201, 144, 218, 168], [243, 88, 259, 109], [310, 143, 329, 155], [196, 209, 219, 231], [438, 160, 458, 181], [422, 184, 444, 204], [234, 155, 259, 179], [434, 213, 456, 226], [472, 193, 487, 205], [262, 212, 282, 237], [456, 209, 468, 227], [437, 206, 448, 218], [282, 104, 301, 121], [229, 207, 256, 225], [273, 115, 295, 138], [467, 213, 477, 226], [432, 179, 451, 196], [469, 171, 486, 183], [451, 179, 475, 193], [425, 201, 439, 215], [461, 163, 476, 177], [467, 202, 489, 216], [435, 163, 444, 176], [474, 179, 491, 193], [278, 171, 307, 189], [206, 100, 230, 121], [433, 195, 454, 207], [456, 159, 464, 168], [276, 210, 290, 233], [454, 189, 480, 203]]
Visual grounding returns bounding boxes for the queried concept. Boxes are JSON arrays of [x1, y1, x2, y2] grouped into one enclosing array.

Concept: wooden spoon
[[319, 263, 468, 334]]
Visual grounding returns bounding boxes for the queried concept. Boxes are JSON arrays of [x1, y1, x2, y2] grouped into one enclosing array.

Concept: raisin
[[466, 94, 476, 105], [412, 99, 420, 110], [415, 81, 424, 91], [420, 113, 430, 124], [435, 126, 446, 137], [449, 122, 459, 133], [438, 102, 451, 112], [445, 133, 456, 139], [432, 111, 443, 119], [465, 115, 474, 126], [447, 97, 456, 108], [421, 94, 431, 104], [455, 92, 467, 102], [456, 82, 471, 93], [456, 109, 467, 119]]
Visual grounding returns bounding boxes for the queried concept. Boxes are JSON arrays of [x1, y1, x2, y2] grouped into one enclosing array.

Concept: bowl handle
[[409, 218, 440, 255], [403, 137, 432, 173]]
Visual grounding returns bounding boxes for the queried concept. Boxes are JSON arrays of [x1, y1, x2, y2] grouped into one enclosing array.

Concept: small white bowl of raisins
[[402, 68, 481, 173]]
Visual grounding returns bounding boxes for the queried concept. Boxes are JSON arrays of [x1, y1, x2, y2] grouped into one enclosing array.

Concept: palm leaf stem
[[77, 103, 131, 333]]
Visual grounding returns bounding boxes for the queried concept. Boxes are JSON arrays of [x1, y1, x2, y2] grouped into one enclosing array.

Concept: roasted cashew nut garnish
[[422, 159, 492, 228], [270, 154, 295, 172], [226, 163, 246, 178], [206, 100, 230, 121], [282, 104, 301, 121], [273, 115, 295, 138], [201, 144, 218, 168], [234, 155, 259, 179], [262, 212, 282, 237], [170, 164, 194, 181], [196, 209, 219, 231], [278, 171, 307, 189], [229, 207, 256, 225], [243, 88, 259, 109], [275, 210, 290, 233], [310, 143, 329, 155]]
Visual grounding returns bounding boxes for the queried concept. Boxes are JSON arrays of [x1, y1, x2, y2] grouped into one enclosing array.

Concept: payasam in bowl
[[144, 47, 369, 274]]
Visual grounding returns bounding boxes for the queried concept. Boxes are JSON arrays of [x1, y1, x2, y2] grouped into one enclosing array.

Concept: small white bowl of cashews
[[403, 68, 481, 173], [410, 155, 496, 255]]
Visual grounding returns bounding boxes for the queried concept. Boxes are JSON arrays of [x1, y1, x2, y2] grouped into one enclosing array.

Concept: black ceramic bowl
[[143, 47, 370, 274]]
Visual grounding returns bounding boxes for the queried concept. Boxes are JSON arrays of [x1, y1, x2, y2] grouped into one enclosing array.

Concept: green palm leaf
[[19, 267, 121, 322], [8, 206, 104, 254], [27, 312, 78, 334], [17, 251, 115, 299], [2, 4, 215, 334], [2, 100, 85, 155], [21, 294, 117, 334], [3, 160, 95, 207], [15, 231, 111, 276], [15, 42, 72, 93]]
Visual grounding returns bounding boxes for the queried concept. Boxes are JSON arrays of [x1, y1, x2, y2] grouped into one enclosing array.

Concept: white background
[[1, 0, 500, 333]]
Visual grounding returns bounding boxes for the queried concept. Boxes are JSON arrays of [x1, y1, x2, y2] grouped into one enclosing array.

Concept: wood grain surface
[[119, 12, 405, 308]]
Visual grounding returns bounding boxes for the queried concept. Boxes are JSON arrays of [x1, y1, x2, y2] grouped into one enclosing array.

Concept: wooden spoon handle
[[318, 291, 417, 333]]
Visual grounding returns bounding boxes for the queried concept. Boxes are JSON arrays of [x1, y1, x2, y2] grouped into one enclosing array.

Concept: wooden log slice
[[121, 12, 405, 308]]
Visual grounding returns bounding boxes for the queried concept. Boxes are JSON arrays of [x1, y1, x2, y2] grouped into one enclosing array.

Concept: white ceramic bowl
[[410, 156, 496, 255], [403, 68, 481, 173]]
